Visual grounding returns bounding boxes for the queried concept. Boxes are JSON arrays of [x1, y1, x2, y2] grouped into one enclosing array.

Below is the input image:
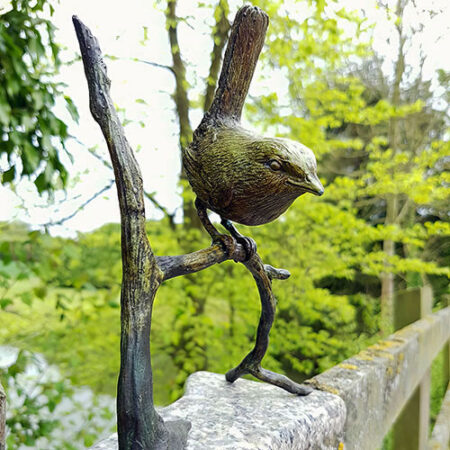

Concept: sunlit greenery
[[0, 0, 448, 448], [0, 0, 78, 194]]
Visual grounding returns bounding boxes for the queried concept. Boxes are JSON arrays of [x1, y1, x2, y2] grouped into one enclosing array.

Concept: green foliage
[[0, 222, 46, 311], [248, 0, 449, 302], [1, 219, 377, 404], [0, 0, 448, 447], [0, 349, 115, 449], [0, 0, 78, 193], [3, 351, 68, 448]]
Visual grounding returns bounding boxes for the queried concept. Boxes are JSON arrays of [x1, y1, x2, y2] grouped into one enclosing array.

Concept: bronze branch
[[73, 16, 189, 450], [74, 5, 312, 449], [185, 5, 314, 393]]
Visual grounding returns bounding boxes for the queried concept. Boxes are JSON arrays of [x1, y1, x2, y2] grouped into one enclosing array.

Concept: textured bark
[[158, 243, 244, 280], [73, 17, 188, 450], [381, 193, 398, 328], [165, 0, 202, 230], [166, 0, 192, 150], [165, 1, 229, 384], [380, 0, 406, 329]]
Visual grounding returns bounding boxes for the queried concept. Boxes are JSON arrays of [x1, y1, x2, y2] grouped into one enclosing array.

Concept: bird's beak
[[305, 173, 324, 196], [287, 173, 325, 196]]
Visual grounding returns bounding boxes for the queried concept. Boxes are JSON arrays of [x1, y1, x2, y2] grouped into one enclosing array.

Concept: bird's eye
[[269, 160, 281, 171]]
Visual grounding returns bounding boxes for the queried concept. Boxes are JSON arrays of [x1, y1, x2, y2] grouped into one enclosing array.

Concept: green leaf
[[0, 298, 12, 309], [1, 166, 15, 183]]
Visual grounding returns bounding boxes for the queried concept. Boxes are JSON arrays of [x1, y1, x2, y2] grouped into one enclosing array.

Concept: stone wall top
[[310, 307, 450, 450], [93, 372, 345, 450], [93, 307, 450, 450]]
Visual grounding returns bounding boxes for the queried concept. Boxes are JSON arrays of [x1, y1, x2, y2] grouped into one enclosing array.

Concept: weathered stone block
[[310, 307, 450, 450], [92, 372, 345, 449], [428, 382, 450, 449], [93, 307, 450, 450]]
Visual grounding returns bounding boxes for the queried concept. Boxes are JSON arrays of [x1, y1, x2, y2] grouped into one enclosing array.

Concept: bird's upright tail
[[207, 5, 269, 123]]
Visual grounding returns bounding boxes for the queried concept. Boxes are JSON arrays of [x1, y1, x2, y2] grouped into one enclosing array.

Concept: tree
[[249, 0, 449, 330], [164, 0, 230, 229], [328, 0, 450, 325], [0, 0, 78, 194], [372, 0, 448, 323], [155, 0, 232, 392]]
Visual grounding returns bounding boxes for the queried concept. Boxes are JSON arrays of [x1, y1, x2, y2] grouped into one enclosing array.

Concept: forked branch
[[225, 254, 312, 395], [73, 16, 188, 450], [74, 5, 310, 450]]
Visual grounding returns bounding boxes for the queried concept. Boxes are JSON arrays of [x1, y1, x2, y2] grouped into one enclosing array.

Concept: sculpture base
[[92, 371, 344, 449]]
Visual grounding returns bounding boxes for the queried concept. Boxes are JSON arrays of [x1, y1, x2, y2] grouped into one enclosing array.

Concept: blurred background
[[0, 0, 448, 448]]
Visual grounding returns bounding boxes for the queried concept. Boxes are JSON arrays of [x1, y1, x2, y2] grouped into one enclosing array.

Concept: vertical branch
[[166, 0, 192, 149], [381, 0, 407, 329], [73, 17, 190, 450]]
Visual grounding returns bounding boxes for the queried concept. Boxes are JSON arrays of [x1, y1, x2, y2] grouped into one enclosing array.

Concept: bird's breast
[[183, 127, 304, 225]]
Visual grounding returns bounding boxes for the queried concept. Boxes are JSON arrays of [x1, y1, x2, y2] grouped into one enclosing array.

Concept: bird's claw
[[219, 218, 257, 261], [213, 234, 237, 258], [237, 236, 257, 261], [212, 234, 256, 262]]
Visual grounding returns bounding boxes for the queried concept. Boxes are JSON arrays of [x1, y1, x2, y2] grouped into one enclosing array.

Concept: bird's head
[[256, 137, 324, 197]]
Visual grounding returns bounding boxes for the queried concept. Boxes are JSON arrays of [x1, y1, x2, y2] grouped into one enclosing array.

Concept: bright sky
[[1, 0, 449, 237]]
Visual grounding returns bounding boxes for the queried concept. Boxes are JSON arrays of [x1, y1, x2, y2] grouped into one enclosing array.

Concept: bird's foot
[[220, 218, 257, 261], [235, 236, 257, 261], [212, 234, 237, 258]]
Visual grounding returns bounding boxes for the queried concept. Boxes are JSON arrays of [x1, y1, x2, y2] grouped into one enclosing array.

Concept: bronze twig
[[73, 5, 316, 449]]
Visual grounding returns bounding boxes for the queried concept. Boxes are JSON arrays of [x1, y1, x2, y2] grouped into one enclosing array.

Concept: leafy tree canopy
[[0, 0, 78, 194]]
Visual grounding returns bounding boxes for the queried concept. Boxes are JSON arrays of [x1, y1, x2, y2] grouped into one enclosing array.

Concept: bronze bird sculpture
[[183, 4, 323, 259], [183, 121, 324, 258]]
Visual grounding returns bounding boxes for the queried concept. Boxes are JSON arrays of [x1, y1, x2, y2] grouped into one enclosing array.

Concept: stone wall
[[93, 307, 450, 449], [93, 372, 345, 450], [310, 306, 450, 450], [428, 382, 450, 449]]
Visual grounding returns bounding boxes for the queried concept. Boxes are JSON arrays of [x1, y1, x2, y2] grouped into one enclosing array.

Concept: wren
[[183, 119, 324, 258]]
